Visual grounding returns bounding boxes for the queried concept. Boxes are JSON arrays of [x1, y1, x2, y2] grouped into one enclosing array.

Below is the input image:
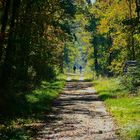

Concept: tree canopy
[[0, 0, 140, 112]]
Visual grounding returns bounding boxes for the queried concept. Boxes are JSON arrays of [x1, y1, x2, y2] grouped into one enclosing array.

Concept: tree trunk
[[131, 30, 135, 60], [0, 0, 11, 62], [135, 0, 140, 21], [93, 41, 99, 75], [0, 0, 20, 88]]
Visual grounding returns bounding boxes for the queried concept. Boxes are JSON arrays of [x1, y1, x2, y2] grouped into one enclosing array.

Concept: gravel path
[[36, 76, 118, 140]]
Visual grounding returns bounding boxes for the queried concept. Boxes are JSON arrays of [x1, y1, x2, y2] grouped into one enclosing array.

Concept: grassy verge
[[94, 77, 140, 140], [66, 73, 81, 81], [0, 74, 66, 140]]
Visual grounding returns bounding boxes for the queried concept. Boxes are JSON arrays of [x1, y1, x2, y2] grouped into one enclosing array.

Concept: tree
[[0, 0, 77, 109]]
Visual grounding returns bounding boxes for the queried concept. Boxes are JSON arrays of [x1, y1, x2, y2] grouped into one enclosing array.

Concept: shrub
[[121, 65, 140, 93]]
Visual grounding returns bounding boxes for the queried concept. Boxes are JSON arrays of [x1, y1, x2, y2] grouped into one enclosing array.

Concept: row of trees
[[83, 0, 140, 92], [0, 0, 78, 109], [0, 0, 139, 109], [86, 0, 140, 76]]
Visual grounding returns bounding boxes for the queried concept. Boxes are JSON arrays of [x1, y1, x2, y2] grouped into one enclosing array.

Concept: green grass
[[94, 77, 128, 100], [25, 79, 65, 113], [0, 74, 66, 140], [94, 77, 140, 139], [84, 71, 96, 81], [106, 98, 140, 139], [66, 73, 81, 81]]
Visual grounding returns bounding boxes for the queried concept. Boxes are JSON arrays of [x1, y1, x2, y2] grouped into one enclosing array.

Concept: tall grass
[[94, 77, 140, 139]]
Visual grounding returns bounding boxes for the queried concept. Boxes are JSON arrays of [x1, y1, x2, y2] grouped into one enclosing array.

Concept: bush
[[121, 65, 140, 93]]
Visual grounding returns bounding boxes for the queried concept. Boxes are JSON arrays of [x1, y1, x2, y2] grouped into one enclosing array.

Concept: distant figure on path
[[73, 65, 76, 73], [79, 66, 82, 73]]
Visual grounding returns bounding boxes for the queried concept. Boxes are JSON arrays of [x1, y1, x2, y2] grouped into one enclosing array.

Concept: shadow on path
[[36, 78, 118, 140]]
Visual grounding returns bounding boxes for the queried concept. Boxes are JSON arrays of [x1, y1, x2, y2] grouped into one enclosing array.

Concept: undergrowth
[[0, 74, 66, 140]]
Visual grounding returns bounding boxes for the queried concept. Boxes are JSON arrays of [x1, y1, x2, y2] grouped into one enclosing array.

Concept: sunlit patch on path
[[67, 77, 72, 81], [79, 75, 84, 81], [36, 76, 118, 140]]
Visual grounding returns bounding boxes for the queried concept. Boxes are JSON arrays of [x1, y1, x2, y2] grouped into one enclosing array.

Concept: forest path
[[36, 75, 118, 140]]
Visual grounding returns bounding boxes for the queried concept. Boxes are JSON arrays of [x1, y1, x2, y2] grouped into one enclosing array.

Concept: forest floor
[[36, 75, 118, 140]]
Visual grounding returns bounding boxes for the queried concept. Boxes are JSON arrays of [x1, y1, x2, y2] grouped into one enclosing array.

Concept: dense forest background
[[0, 0, 140, 139], [0, 0, 78, 111], [0, 0, 140, 118]]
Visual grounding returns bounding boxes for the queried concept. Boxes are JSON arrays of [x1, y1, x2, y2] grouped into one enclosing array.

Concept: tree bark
[[0, 0, 11, 62], [0, 0, 21, 88]]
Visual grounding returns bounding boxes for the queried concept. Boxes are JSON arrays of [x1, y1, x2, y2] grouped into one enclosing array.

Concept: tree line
[[0, 0, 140, 111], [0, 0, 78, 110], [83, 0, 140, 92]]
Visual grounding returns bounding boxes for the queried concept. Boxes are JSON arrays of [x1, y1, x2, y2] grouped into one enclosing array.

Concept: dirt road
[[36, 76, 118, 140]]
